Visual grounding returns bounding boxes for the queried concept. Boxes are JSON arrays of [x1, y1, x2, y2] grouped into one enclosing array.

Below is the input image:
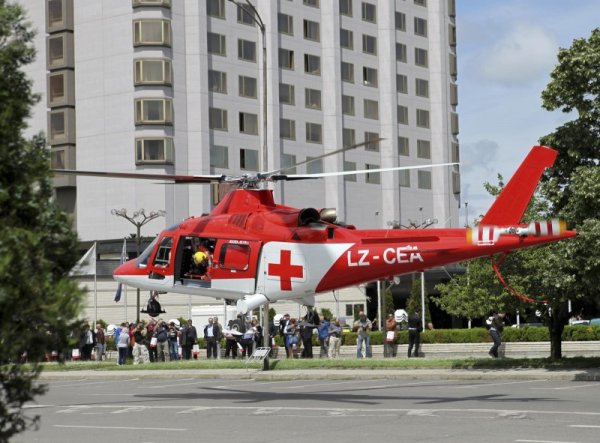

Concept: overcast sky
[[456, 0, 600, 224]]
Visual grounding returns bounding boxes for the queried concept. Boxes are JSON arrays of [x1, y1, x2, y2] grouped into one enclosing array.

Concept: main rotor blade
[[275, 162, 459, 181], [263, 137, 384, 177], [51, 169, 224, 184]]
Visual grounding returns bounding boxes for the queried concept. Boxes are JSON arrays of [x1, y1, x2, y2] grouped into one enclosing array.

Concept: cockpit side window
[[152, 237, 173, 268]]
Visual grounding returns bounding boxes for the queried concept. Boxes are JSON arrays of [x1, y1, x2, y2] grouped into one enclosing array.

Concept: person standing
[[132, 323, 150, 364], [204, 317, 219, 359], [79, 323, 94, 361], [384, 314, 397, 358], [95, 324, 106, 361], [181, 319, 198, 360], [317, 314, 330, 358], [146, 319, 158, 363], [155, 320, 170, 362], [300, 310, 318, 359], [327, 318, 342, 358], [116, 322, 129, 365], [407, 312, 423, 358], [213, 317, 223, 359], [168, 322, 180, 361], [488, 311, 506, 358], [353, 311, 372, 358]]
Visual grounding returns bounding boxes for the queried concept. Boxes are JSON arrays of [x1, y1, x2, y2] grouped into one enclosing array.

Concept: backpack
[[156, 327, 168, 343]]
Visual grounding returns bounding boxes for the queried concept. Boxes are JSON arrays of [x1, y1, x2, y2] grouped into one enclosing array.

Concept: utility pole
[[111, 208, 165, 323]]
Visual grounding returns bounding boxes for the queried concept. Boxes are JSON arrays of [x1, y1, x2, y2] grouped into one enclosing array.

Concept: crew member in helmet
[[190, 249, 210, 279]]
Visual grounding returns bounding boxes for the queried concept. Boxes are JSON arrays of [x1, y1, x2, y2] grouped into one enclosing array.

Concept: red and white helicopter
[[54, 144, 575, 315]]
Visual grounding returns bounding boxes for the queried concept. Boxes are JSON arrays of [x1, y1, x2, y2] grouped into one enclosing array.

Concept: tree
[[538, 28, 600, 357], [406, 276, 432, 326], [0, 3, 84, 440]]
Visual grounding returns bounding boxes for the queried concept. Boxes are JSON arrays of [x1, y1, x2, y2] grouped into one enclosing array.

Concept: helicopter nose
[[114, 259, 145, 283]]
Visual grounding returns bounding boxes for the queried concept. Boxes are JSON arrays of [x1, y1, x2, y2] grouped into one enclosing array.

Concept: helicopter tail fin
[[479, 146, 557, 226]]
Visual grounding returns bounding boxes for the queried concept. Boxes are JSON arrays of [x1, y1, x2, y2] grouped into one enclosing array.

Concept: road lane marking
[[53, 425, 186, 431]]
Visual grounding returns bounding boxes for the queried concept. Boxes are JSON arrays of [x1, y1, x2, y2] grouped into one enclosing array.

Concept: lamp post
[[228, 0, 268, 175], [111, 208, 165, 323], [228, 0, 270, 370]]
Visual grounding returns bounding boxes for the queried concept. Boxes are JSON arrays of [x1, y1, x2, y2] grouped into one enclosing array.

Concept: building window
[[133, 0, 171, 6], [364, 99, 379, 120], [305, 88, 322, 109], [343, 128, 356, 147], [48, 70, 74, 107], [397, 105, 408, 125], [47, 33, 73, 68], [133, 19, 171, 47], [364, 132, 379, 152], [340, 28, 353, 50], [451, 112, 459, 134], [362, 66, 378, 87], [414, 0, 427, 6], [399, 170, 410, 187], [339, 0, 353, 16], [361, 2, 376, 23], [239, 75, 257, 98], [134, 59, 172, 85], [452, 171, 461, 194], [415, 47, 428, 67], [396, 43, 407, 62], [135, 138, 174, 165], [452, 142, 460, 163], [304, 54, 321, 75], [240, 148, 258, 170], [238, 39, 256, 62], [281, 153, 297, 174], [50, 147, 66, 169], [416, 108, 430, 128], [47, 0, 73, 31], [418, 170, 431, 189], [342, 95, 355, 115], [306, 122, 323, 143], [450, 53, 457, 76], [304, 0, 319, 7], [450, 83, 458, 105], [209, 107, 228, 130], [362, 34, 377, 55], [449, 24, 457, 46], [303, 19, 320, 41], [395, 11, 406, 31], [134, 98, 173, 125], [206, 0, 225, 18], [236, 4, 255, 25], [417, 139, 431, 159], [396, 74, 408, 93], [415, 78, 429, 97], [208, 69, 227, 93], [280, 118, 296, 140], [414, 17, 428, 37], [398, 136, 409, 156], [366, 163, 380, 184], [239, 112, 258, 135], [341, 61, 354, 82], [344, 160, 356, 181], [279, 83, 295, 105], [278, 13, 293, 35], [48, 108, 75, 144], [207, 32, 226, 56], [306, 157, 323, 174], [210, 145, 229, 168], [279, 48, 294, 69]]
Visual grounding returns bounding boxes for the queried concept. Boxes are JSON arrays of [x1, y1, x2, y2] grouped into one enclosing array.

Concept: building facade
[[22, 0, 460, 243]]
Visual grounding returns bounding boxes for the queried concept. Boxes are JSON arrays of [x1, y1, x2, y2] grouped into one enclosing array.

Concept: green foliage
[[0, 3, 84, 440], [319, 307, 332, 321]]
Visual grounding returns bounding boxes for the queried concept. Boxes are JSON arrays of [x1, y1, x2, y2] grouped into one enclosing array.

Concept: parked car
[[512, 322, 544, 328], [589, 318, 600, 326]]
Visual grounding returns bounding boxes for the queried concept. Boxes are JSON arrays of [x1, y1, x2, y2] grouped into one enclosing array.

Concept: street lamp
[[228, 0, 271, 370], [111, 208, 165, 323], [228, 0, 268, 175]]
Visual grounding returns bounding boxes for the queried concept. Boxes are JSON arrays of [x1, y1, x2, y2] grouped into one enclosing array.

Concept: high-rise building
[[22, 0, 460, 243]]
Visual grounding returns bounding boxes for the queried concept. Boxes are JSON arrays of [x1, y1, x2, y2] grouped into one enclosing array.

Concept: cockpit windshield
[[136, 236, 159, 268]]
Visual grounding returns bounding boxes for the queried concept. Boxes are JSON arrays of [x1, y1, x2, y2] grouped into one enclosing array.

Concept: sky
[[456, 0, 600, 224]]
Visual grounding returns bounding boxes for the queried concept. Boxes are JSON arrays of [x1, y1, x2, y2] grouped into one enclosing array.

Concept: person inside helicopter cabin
[[189, 239, 214, 279]]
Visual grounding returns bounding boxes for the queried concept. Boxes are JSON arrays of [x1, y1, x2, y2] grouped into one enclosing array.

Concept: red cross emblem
[[267, 249, 304, 291]]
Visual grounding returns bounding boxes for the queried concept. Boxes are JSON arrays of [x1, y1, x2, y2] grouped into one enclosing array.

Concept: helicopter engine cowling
[[298, 208, 320, 226]]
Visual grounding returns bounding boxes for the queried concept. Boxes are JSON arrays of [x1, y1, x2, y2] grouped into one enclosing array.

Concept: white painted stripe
[[455, 380, 547, 389], [53, 425, 187, 432], [515, 440, 582, 443], [569, 425, 600, 428]]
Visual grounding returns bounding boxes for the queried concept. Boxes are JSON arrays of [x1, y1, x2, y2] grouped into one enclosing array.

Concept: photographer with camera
[[353, 311, 372, 358]]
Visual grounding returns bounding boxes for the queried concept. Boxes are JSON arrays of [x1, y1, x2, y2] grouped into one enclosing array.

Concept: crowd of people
[[72, 309, 435, 364]]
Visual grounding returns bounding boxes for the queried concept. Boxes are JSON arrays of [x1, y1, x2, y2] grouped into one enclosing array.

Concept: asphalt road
[[19, 376, 600, 443]]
